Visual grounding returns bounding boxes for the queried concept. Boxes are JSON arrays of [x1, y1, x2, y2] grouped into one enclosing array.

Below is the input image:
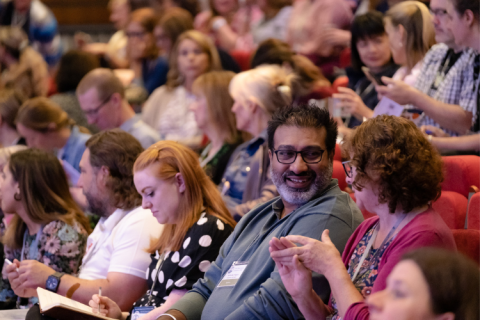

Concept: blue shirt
[[142, 56, 169, 95], [60, 126, 90, 172]]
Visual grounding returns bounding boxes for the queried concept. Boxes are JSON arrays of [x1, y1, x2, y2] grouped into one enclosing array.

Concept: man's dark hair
[[267, 104, 338, 158], [250, 38, 294, 69], [55, 50, 100, 93], [86, 129, 144, 210]]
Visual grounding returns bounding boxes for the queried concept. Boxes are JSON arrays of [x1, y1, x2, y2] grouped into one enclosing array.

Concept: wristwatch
[[46, 272, 64, 293]]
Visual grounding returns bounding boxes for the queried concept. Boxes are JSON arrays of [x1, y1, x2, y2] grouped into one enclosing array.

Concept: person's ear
[[110, 92, 122, 109], [175, 172, 186, 194], [268, 148, 273, 162], [397, 24, 406, 46], [98, 166, 110, 187], [463, 9, 475, 27], [47, 122, 57, 132]]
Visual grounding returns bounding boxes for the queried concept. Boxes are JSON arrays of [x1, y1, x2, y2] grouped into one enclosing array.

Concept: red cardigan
[[342, 208, 457, 320]]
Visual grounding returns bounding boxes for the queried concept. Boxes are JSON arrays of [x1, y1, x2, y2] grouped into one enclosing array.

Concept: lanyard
[[351, 214, 407, 282], [20, 226, 43, 261], [147, 251, 166, 307]]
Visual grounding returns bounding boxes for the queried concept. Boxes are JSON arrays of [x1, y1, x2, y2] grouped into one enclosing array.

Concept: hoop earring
[[14, 192, 21, 201]]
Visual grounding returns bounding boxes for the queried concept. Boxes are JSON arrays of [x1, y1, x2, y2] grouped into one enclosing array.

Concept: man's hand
[[376, 77, 417, 105], [333, 87, 374, 121], [11, 260, 54, 297]]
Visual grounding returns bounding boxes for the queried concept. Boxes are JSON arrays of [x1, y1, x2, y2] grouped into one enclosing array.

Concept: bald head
[[77, 68, 125, 102]]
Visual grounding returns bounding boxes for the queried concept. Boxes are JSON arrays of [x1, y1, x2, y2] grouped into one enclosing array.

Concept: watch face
[[46, 277, 58, 290]]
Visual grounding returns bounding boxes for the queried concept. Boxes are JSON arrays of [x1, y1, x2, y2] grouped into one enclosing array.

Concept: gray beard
[[270, 162, 333, 206]]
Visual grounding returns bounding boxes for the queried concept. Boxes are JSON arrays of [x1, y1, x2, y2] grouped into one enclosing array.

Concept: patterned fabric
[[406, 44, 477, 135], [201, 140, 242, 185], [0, 220, 88, 307], [330, 225, 393, 319], [129, 213, 233, 315]]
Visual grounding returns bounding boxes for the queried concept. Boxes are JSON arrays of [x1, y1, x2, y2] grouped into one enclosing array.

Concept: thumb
[[321, 229, 332, 244], [380, 76, 395, 85]]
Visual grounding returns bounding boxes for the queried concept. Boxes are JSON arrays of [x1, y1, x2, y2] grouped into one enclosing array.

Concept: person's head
[[250, 38, 294, 69], [78, 130, 143, 217], [133, 140, 236, 253], [55, 50, 100, 94], [343, 115, 443, 214], [289, 55, 330, 99], [445, 0, 480, 50], [167, 30, 221, 89], [191, 71, 238, 143], [0, 89, 26, 132], [154, 7, 193, 58], [16, 98, 76, 151], [385, 1, 436, 69], [1, 148, 90, 249], [0, 27, 28, 64], [368, 248, 480, 320], [430, 0, 457, 47], [13, 0, 31, 13], [257, 0, 292, 12], [0, 145, 27, 172], [109, 0, 131, 30], [158, 0, 200, 18], [267, 104, 337, 207], [351, 11, 393, 73], [210, 0, 238, 17], [76, 68, 127, 130], [229, 65, 294, 135], [126, 8, 159, 60]]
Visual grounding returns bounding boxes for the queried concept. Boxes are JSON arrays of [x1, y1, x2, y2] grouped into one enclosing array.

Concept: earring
[[14, 192, 21, 201]]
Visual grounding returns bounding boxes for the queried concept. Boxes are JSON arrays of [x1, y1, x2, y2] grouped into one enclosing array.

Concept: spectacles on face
[[342, 160, 352, 178], [272, 148, 325, 164], [430, 8, 448, 18], [84, 95, 112, 117]]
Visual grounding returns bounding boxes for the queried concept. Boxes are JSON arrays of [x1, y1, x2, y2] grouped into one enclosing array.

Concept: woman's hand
[[89, 294, 123, 319], [420, 125, 451, 137], [375, 77, 416, 105], [333, 87, 374, 121]]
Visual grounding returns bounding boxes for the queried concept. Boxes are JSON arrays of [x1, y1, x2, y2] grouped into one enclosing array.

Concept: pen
[[4, 259, 19, 272], [98, 286, 102, 313]]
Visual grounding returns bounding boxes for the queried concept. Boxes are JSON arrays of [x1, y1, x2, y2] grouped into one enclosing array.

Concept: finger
[[279, 237, 298, 249], [336, 87, 355, 95], [270, 247, 302, 259], [13, 259, 20, 267], [332, 93, 354, 101], [284, 235, 311, 245], [380, 76, 395, 85], [269, 237, 287, 251], [321, 229, 332, 244], [88, 299, 98, 308]]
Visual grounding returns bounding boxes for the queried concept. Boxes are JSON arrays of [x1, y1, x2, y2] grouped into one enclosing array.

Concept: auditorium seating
[[432, 191, 468, 229], [452, 229, 480, 265], [442, 156, 480, 198]]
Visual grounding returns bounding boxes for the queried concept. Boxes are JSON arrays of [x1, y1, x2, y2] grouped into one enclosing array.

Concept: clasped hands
[[5, 259, 53, 298]]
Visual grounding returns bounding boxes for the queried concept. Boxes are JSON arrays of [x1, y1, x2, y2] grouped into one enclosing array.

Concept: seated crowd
[[0, 0, 477, 319]]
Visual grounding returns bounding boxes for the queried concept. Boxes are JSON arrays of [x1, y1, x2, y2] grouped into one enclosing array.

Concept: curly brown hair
[[343, 115, 443, 213]]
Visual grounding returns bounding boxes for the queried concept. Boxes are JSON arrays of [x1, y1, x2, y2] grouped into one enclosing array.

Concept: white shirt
[[79, 207, 163, 280]]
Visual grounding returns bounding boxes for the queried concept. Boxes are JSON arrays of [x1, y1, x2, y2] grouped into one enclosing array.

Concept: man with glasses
[[157, 105, 363, 320], [77, 68, 160, 148]]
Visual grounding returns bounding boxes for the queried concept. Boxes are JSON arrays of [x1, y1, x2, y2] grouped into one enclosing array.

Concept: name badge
[[218, 261, 248, 287], [131, 306, 155, 320]]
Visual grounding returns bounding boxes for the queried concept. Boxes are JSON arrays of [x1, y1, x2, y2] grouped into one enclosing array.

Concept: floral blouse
[[0, 219, 88, 307], [330, 224, 393, 320]]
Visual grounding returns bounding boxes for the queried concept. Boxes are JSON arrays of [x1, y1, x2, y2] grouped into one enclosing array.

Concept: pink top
[[342, 208, 456, 320], [286, 0, 353, 56]]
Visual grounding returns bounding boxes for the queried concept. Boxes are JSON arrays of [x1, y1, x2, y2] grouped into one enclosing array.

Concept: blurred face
[[0, 163, 19, 214], [177, 39, 210, 82], [345, 163, 380, 213], [126, 21, 154, 60], [231, 97, 253, 133], [78, 149, 109, 217], [213, 0, 238, 15], [269, 126, 333, 207], [356, 34, 392, 71], [134, 163, 183, 225], [445, 0, 475, 48], [154, 26, 172, 56], [430, 0, 456, 46], [190, 92, 210, 130], [14, 0, 31, 13], [110, 2, 130, 30], [367, 260, 439, 320], [77, 88, 117, 130], [17, 124, 53, 151], [384, 19, 407, 66]]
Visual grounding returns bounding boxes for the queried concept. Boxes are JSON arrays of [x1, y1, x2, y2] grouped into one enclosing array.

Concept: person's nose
[[142, 197, 152, 210], [366, 289, 387, 314], [289, 153, 309, 174]]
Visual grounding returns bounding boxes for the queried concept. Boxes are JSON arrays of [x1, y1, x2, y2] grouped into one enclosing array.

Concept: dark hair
[[450, 0, 479, 20], [85, 129, 144, 210], [55, 50, 100, 93], [129, 8, 159, 59], [170, 0, 199, 17], [0, 89, 26, 129], [157, 7, 193, 51], [267, 104, 338, 158], [343, 115, 443, 213], [251, 38, 294, 69], [402, 248, 479, 320], [351, 11, 389, 71]]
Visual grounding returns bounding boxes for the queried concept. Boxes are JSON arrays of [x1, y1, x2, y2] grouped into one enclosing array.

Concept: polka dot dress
[[131, 213, 233, 311]]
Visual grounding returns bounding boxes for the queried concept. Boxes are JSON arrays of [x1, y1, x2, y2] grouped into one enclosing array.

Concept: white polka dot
[[145, 268, 150, 279], [217, 219, 224, 230], [141, 298, 144, 301], [197, 217, 208, 225], [152, 291, 158, 296], [175, 276, 187, 287], [171, 251, 180, 263], [199, 260, 211, 272], [163, 296, 168, 300], [158, 270, 164, 284], [199, 235, 212, 247], [166, 279, 173, 289], [200, 212, 206, 218], [183, 237, 191, 249], [179, 255, 192, 268], [151, 269, 157, 281]]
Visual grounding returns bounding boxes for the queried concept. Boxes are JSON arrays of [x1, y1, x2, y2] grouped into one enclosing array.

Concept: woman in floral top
[[269, 116, 456, 320], [0, 149, 91, 309]]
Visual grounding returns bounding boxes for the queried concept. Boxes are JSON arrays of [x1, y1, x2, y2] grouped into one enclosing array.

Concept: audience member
[[367, 248, 479, 320], [250, 38, 294, 68], [194, 0, 262, 51], [128, 8, 169, 95], [89, 140, 236, 320], [16, 98, 90, 172], [270, 115, 456, 320], [49, 50, 100, 134], [221, 65, 293, 218], [376, 0, 476, 136], [1, 149, 91, 308], [77, 68, 160, 149], [157, 105, 363, 320], [17, 130, 163, 316], [191, 71, 242, 185], [250, 0, 293, 48], [0, 27, 48, 98], [0, 89, 26, 147], [156, 0, 200, 18], [142, 30, 221, 148], [0, 0, 62, 66]]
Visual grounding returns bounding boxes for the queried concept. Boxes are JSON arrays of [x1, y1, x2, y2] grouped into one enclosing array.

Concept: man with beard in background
[[9, 130, 163, 316], [158, 105, 363, 320]]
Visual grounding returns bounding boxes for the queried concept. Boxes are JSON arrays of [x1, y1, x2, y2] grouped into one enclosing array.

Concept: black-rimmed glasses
[[342, 160, 352, 178], [272, 148, 325, 164], [84, 94, 113, 117]]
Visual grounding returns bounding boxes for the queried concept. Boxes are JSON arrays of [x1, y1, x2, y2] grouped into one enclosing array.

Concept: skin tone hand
[[375, 77, 416, 105], [333, 87, 374, 121], [420, 125, 451, 137], [89, 294, 125, 320], [7, 259, 45, 298]]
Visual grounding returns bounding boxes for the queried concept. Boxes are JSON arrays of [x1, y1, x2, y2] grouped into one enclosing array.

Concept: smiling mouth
[[285, 175, 313, 189]]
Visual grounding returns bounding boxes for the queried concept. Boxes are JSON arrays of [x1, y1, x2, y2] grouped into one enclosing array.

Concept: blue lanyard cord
[[20, 226, 43, 261]]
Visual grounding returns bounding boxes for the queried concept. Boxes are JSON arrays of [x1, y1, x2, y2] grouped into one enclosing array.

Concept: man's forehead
[[78, 87, 100, 106], [273, 125, 327, 149]]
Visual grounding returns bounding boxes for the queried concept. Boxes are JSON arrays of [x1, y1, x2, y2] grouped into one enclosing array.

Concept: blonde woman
[[141, 30, 222, 148], [89, 141, 235, 320], [190, 71, 242, 185]]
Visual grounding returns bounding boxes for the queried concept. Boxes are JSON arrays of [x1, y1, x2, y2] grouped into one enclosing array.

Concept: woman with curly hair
[[269, 115, 456, 320]]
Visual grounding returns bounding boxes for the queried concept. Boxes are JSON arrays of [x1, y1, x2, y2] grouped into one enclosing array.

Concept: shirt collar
[[97, 208, 131, 232], [119, 115, 140, 132]]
